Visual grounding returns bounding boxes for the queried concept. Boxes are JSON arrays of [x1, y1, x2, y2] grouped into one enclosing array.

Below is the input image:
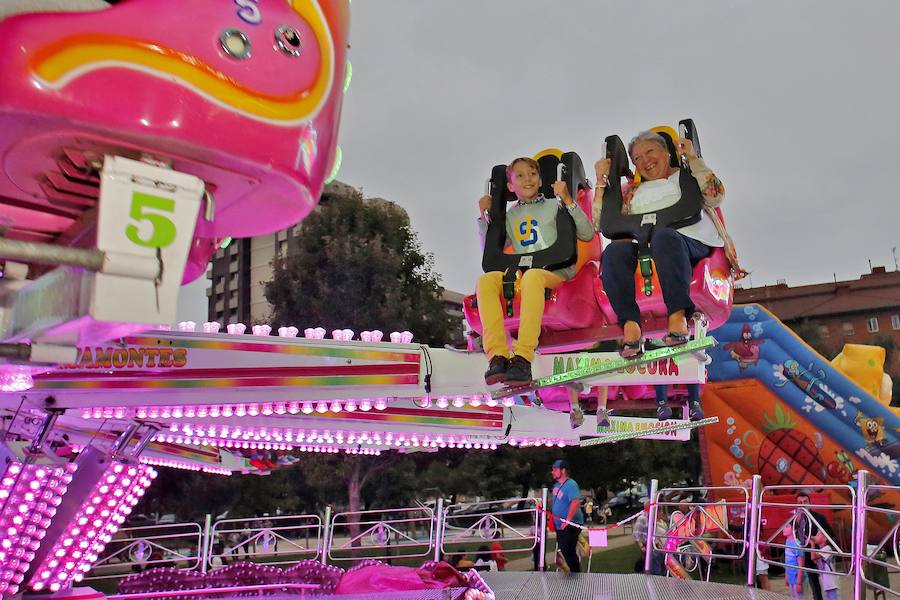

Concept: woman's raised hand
[[675, 138, 698, 160]]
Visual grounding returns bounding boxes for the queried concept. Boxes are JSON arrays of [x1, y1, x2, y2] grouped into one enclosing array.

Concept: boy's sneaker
[[504, 355, 532, 386], [484, 355, 509, 385], [688, 401, 705, 421], [656, 402, 673, 421]]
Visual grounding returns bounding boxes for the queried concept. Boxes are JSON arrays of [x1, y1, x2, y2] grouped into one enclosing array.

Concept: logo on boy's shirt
[[514, 216, 544, 248]]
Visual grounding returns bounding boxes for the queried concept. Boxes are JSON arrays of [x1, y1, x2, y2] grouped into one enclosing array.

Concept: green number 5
[[125, 192, 177, 248]]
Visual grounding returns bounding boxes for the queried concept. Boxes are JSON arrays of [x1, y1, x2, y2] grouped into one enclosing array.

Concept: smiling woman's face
[[631, 139, 673, 181]]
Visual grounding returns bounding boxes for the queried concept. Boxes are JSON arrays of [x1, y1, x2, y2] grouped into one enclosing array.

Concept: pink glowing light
[[202, 322, 221, 333], [0, 368, 34, 392], [177, 321, 196, 332], [226, 323, 246, 335], [278, 326, 299, 338], [360, 330, 385, 342], [304, 327, 327, 340], [0, 461, 75, 595], [252, 324, 272, 336]]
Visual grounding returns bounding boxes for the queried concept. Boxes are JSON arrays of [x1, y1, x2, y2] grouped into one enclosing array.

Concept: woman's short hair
[[627, 130, 669, 160]]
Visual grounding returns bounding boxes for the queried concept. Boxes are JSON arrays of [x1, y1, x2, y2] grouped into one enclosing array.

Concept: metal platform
[[481, 572, 786, 600], [99, 573, 787, 600]]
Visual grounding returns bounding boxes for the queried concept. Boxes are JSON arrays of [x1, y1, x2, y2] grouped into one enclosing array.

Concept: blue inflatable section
[[707, 304, 900, 485]]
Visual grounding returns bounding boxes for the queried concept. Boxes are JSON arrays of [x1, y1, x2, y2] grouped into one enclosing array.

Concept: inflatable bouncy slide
[[702, 304, 900, 493]]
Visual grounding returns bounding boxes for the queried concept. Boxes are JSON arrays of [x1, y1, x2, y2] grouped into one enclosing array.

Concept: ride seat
[[463, 150, 604, 338]]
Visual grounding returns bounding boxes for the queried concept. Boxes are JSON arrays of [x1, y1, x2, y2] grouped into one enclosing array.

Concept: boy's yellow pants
[[476, 269, 564, 362]]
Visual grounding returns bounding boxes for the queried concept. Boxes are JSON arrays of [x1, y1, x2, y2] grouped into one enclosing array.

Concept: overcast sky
[[179, 0, 900, 323]]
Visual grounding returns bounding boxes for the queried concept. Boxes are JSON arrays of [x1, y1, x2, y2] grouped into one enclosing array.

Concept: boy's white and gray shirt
[[477, 194, 593, 280]]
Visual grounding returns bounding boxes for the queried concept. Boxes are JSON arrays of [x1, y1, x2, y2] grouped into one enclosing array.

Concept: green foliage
[[137, 467, 321, 522], [789, 319, 835, 359], [265, 188, 459, 346], [556, 437, 702, 499], [867, 335, 896, 366], [417, 448, 536, 501], [261, 185, 463, 519]]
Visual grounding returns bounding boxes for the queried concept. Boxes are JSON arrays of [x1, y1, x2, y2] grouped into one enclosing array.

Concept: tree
[[264, 183, 461, 545], [265, 185, 459, 346], [789, 319, 835, 359], [868, 335, 896, 366]]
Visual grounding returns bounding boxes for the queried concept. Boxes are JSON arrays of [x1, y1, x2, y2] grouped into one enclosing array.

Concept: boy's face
[[813, 531, 826, 546], [507, 161, 541, 201], [783, 524, 793, 538]]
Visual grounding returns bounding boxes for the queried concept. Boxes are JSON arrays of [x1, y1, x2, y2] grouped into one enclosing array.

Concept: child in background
[[810, 527, 840, 600], [489, 531, 508, 571], [784, 523, 806, 598]]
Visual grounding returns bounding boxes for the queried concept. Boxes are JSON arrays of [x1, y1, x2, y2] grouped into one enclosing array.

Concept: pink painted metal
[[0, 0, 349, 282]]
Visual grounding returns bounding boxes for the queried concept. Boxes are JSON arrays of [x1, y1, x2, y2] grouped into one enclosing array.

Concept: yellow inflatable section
[[831, 344, 897, 416]]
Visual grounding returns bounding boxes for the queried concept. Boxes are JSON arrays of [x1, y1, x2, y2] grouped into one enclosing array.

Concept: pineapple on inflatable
[[756, 404, 826, 486]]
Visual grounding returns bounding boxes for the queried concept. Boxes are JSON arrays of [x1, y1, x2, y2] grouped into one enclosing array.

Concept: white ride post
[[93, 156, 204, 331]]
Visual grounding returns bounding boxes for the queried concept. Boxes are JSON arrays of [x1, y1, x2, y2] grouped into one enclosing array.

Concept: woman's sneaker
[[484, 355, 509, 385], [662, 331, 690, 347], [688, 401, 705, 421], [504, 355, 533, 386]]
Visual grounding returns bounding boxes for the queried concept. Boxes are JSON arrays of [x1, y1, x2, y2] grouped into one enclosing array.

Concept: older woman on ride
[[594, 130, 730, 357]]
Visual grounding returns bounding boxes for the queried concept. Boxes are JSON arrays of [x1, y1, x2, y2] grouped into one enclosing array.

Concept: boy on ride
[[476, 157, 593, 385]]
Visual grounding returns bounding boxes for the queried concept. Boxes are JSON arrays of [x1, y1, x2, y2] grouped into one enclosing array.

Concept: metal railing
[[81, 474, 900, 599], [440, 498, 539, 559], [327, 506, 435, 562], [856, 473, 900, 599], [648, 485, 749, 582], [107, 583, 320, 599], [651, 485, 750, 560], [756, 483, 856, 580], [87, 522, 203, 582], [208, 514, 322, 567]]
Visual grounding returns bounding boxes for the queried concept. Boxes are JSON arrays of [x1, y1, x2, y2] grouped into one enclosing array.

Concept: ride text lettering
[[62, 347, 188, 370], [552, 355, 680, 377]]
